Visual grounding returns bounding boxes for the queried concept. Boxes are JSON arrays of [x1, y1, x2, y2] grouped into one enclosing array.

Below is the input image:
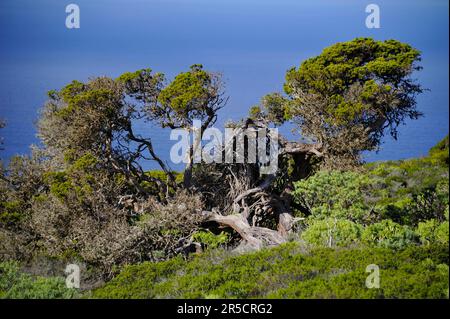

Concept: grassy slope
[[91, 243, 448, 299], [1, 136, 448, 299]]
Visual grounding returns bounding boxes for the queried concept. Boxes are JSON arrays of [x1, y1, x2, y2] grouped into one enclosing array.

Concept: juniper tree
[[251, 38, 423, 169]]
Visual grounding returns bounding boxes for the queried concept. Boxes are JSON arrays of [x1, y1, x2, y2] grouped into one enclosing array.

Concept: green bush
[[0, 200, 24, 226], [192, 230, 229, 249], [0, 261, 77, 299], [362, 220, 418, 249], [428, 135, 449, 166], [301, 218, 362, 247], [90, 257, 185, 299], [293, 171, 372, 223], [92, 243, 449, 299], [293, 138, 449, 227], [417, 220, 449, 246], [141, 170, 184, 199], [366, 150, 449, 226]]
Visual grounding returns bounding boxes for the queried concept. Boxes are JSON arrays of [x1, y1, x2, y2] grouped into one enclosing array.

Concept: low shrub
[[301, 218, 362, 247], [293, 171, 372, 223], [92, 243, 449, 299], [361, 220, 418, 249], [0, 261, 77, 299], [416, 220, 449, 246], [192, 230, 230, 249], [293, 136, 449, 227]]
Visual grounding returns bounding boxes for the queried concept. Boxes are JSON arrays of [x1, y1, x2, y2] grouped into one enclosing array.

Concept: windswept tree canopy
[[117, 64, 226, 130], [251, 38, 424, 167], [38, 65, 226, 193]]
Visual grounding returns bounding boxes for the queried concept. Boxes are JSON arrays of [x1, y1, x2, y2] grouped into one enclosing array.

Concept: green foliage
[[69, 153, 98, 171], [294, 137, 449, 227], [0, 261, 77, 299], [429, 135, 449, 165], [44, 170, 93, 202], [0, 200, 23, 226], [301, 218, 362, 247], [293, 170, 372, 223], [251, 93, 290, 125], [284, 37, 421, 105], [255, 38, 424, 168], [91, 257, 185, 298], [42, 153, 102, 202], [416, 220, 449, 246], [92, 243, 449, 299], [159, 64, 210, 113], [141, 170, 183, 198], [361, 220, 418, 249], [249, 105, 262, 119], [44, 172, 71, 200], [116, 68, 164, 103], [153, 64, 225, 129], [192, 230, 230, 249], [367, 156, 448, 225], [59, 80, 86, 103]]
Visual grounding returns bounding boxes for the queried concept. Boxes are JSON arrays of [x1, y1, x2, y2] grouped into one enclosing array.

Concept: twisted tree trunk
[[190, 120, 322, 249], [201, 210, 287, 249]]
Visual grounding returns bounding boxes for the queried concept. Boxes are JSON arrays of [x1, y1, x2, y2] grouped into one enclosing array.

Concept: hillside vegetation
[[90, 136, 449, 299], [1, 136, 448, 299], [91, 244, 448, 299]]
